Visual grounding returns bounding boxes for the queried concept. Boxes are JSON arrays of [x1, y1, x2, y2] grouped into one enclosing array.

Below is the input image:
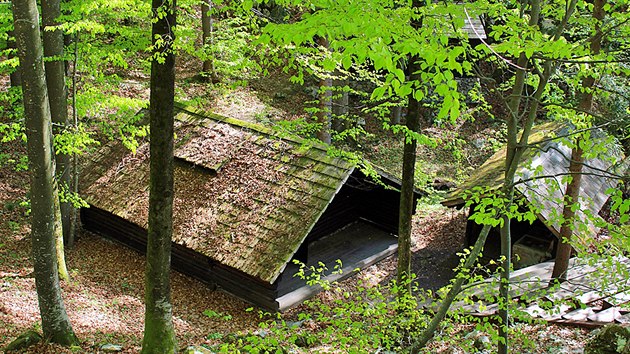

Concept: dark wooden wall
[[464, 205, 556, 261], [307, 170, 407, 243], [357, 184, 401, 234], [81, 206, 281, 311]]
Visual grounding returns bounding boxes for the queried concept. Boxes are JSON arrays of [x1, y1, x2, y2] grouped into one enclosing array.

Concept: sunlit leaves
[[53, 124, 100, 156], [257, 0, 478, 133]]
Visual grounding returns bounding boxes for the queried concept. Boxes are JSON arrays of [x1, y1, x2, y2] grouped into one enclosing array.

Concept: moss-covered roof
[[443, 122, 625, 243], [81, 107, 354, 284]]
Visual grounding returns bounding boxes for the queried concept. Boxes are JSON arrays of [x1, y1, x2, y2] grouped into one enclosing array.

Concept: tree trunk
[[496, 2, 544, 350], [141, 0, 177, 352], [41, 0, 73, 281], [201, 0, 217, 82], [410, 224, 492, 352], [550, 147, 584, 280], [42, 0, 73, 249], [7, 29, 22, 87], [11, 0, 77, 345], [315, 36, 332, 144], [550, 0, 603, 282], [396, 57, 421, 294]]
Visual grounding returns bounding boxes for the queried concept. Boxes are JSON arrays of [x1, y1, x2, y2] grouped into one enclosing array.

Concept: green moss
[[4, 330, 42, 352]]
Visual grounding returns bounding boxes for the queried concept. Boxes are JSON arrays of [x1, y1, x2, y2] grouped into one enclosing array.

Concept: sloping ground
[[0, 75, 592, 352], [0, 196, 591, 353]]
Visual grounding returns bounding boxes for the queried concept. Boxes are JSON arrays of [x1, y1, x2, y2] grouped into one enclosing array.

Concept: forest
[[0, 0, 629, 352]]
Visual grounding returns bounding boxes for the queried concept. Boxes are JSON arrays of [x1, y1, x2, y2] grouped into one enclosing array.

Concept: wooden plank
[[562, 307, 597, 322], [459, 258, 586, 303], [457, 302, 498, 316], [455, 256, 630, 327], [617, 313, 630, 324], [604, 287, 630, 307], [521, 303, 550, 319], [510, 260, 554, 282], [547, 270, 630, 304], [537, 303, 572, 321], [588, 307, 625, 323]]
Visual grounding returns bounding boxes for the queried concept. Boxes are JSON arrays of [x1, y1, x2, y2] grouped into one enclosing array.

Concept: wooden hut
[[442, 122, 625, 267], [80, 106, 419, 311]]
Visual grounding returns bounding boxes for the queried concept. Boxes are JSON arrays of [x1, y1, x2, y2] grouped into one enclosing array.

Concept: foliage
[[255, 0, 481, 144], [211, 260, 431, 353], [202, 251, 597, 353]]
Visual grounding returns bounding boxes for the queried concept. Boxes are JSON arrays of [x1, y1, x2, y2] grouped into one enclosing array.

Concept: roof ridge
[[174, 104, 334, 155]]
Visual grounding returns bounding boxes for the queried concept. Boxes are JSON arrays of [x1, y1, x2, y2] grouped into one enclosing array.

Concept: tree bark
[[42, 0, 74, 250], [11, 0, 77, 345], [315, 36, 332, 144], [141, 0, 177, 352], [41, 0, 71, 282], [550, 147, 584, 280], [201, 0, 217, 82], [550, 0, 603, 282], [396, 57, 421, 294]]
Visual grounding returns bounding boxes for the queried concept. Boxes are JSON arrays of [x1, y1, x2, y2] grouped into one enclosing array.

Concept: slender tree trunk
[[550, 147, 584, 280], [8, 29, 22, 87], [315, 36, 332, 144], [498, 59, 555, 353], [551, 0, 603, 282], [396, 0, 425, 295], [42, 0, 73, 249], [41, 0, 72, 281], [410, 224, 492, 352], [141, 0, 177, 352], [11, 0, 77, 345], [201, 0, 216, 82], [496, 2, 544, 350], [396, 57, 421, 294]]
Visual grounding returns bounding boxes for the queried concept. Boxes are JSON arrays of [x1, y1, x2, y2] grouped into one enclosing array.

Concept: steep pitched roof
[[443, 122, 625, 243], [81, 107, 355, 283]]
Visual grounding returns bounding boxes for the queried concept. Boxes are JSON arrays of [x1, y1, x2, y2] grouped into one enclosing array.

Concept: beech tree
[[11, 0, 77, 345], [396, 0, 423, 291], [141, 0, 177, 352], [42, 0, 75, 250], [41, 0, 71, 282], [550, 0, 604, 282]]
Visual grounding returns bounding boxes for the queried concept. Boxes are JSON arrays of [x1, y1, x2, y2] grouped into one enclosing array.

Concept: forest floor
[[0, 70, 593, 352]]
